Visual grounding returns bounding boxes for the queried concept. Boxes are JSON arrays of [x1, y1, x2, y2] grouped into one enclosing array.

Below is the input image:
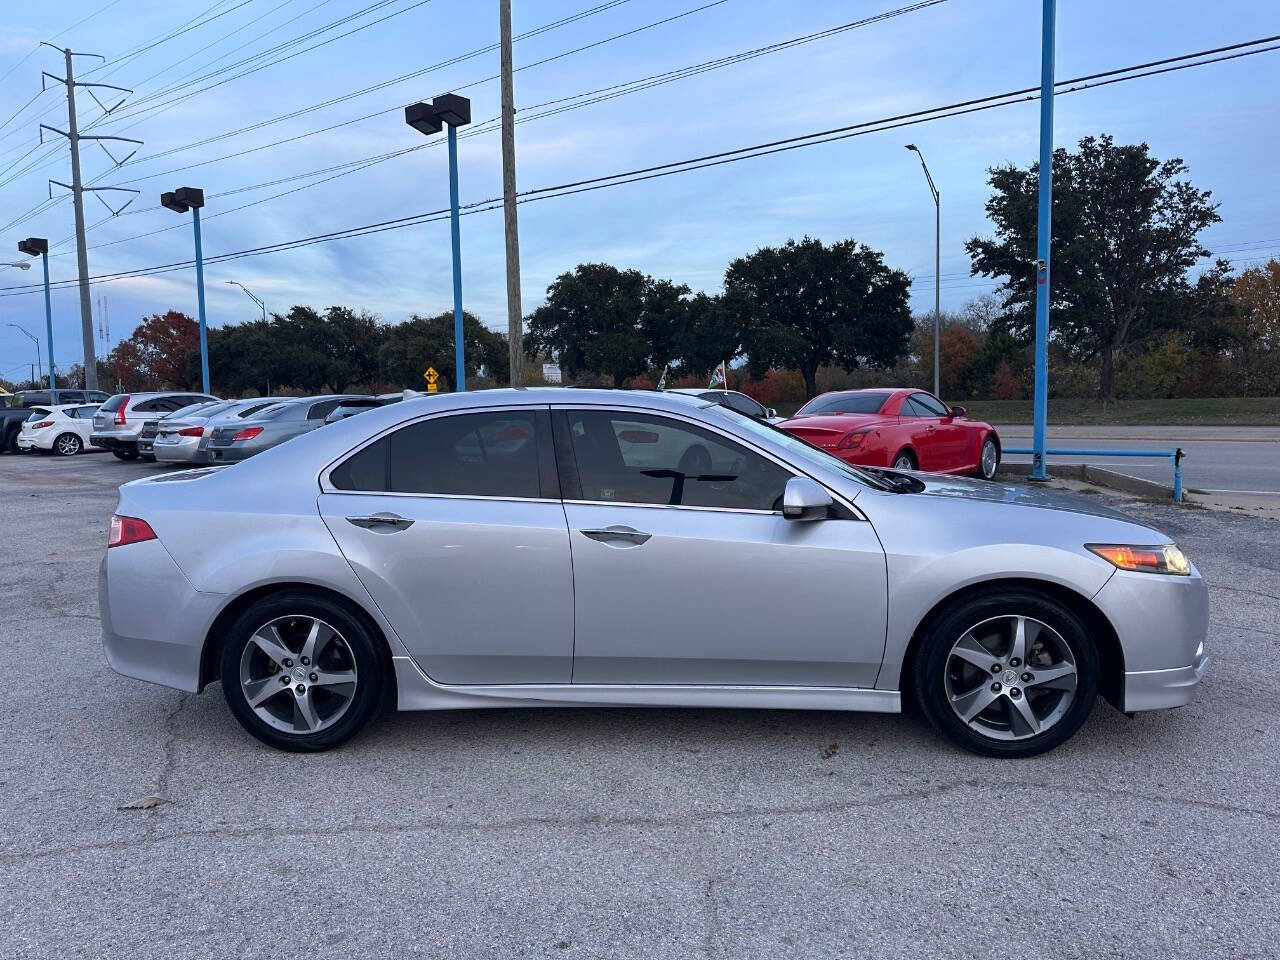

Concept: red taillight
[[231, 426, 263, 441], [32, 420, 54, 429], [837, 431, 867, 449], [114, 395, 130, 425], [108, 514, 157, 548], [177, 426, 204, 437]]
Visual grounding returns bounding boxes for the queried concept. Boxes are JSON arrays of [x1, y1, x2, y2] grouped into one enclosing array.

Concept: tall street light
[[7, 322, 43, 387], [18, 237, 56, 389], [405, 94, 471, 391], [905, 144, 941, 398], [161, 187, 210, 393], [1, 261, 32, 270], [226, 280, 266, 321]]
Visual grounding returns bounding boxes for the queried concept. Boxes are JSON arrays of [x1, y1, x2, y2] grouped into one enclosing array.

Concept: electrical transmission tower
[[37, 43, 141, 390]]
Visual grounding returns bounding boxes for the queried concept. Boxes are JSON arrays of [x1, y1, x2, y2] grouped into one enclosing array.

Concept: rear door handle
[[346, 512, 414, 532], [580, 526, 651, 545]]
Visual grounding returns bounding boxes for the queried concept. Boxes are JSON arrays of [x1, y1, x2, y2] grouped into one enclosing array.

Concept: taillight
[[32, 420, 54, 429], [177, 426, 204, 437], [108, 514, 157, 548], [114, 395, 130, 425], [837, 431, 867, 449], [231, 426, 263, 441]]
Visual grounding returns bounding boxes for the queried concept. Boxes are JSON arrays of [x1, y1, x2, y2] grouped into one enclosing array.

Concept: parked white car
[[16, 403, 101, 456]]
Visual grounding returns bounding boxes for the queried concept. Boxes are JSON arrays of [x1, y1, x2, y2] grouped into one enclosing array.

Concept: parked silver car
[[197, 395, 366, 464], [101, 389, 1208, 756], [91, 391, 218, 460], [153, 398, 285, 464]]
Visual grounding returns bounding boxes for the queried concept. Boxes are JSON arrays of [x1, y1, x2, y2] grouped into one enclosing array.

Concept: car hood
[[779, 413, 895, 447], [906, 471, 1141, 524]]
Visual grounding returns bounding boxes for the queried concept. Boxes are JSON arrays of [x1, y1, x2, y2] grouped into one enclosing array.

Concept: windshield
[[708, 404, 897, 491], [24, 407, 51, 422], [167, 401, 220, 419], [795, 392, 891, 416]]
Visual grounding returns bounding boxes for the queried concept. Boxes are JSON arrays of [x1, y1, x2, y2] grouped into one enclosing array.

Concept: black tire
[[220, 591, 389, 752], [112, 449, 139, 461], [913, 589, 1099, 758], [4, 429, 21, 454], [891, 449, 917, 470], [975, 435, 1000, 481], [53, 433, 82, 456]]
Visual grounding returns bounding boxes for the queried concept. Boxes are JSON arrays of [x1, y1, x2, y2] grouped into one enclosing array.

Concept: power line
[[5, 35, 1278, 299]]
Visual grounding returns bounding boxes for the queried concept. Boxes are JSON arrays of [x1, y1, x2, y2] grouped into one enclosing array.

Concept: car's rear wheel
[[913, 590, 1099, 758], [112, 449, 139, 461], [977, 436, 999, 480], [54, 433, 82, 456], [220, 592, 388, 752], [892, 449, 917, 470], [5, 430, 21, 454]]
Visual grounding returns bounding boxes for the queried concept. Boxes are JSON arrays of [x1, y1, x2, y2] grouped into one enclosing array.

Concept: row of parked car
[[0, 387, 412, 464]]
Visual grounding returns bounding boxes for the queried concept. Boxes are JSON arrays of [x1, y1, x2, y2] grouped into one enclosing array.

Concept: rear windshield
[[99, 395, 127, 413], [796, 392, 891, 415], [25, 408, 51, 421]]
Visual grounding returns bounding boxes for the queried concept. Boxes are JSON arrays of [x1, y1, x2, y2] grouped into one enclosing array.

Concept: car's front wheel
[[220, 592, 389, 752], [913, 589, 1099, 758]]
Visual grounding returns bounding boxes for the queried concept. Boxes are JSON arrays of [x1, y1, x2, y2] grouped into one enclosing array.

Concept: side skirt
[[393, 656, 901, 713]]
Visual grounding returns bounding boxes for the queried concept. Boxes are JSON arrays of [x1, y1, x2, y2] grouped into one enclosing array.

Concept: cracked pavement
[[2, 453, 1278, 959]]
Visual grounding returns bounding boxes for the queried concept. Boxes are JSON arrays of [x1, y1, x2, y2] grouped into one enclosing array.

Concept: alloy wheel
[[56, 434, 81, 456], [893, 453, 915, 470], [980, 439, 998, 479], [943, 614, 1078, 741], [238, 615, 358, 734]]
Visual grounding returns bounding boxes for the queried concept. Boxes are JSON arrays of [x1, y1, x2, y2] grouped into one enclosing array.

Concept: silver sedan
[[100, 389, 1208, 756]]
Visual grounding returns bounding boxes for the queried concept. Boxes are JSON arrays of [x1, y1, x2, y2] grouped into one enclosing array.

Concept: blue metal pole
[[1173, 449, 1184, 503], [40, 252, 56, 390], [1030, 0, 1056, 481], [191, 206, 211, 394], [447, 123, 465, 392]]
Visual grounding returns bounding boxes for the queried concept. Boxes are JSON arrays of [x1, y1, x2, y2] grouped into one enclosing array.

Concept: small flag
[[657, 363, 669, 391], [708, 361, 728, 388]]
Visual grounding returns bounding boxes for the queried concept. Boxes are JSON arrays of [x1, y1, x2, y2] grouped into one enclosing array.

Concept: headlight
[[1086, 543, 1191, 576]]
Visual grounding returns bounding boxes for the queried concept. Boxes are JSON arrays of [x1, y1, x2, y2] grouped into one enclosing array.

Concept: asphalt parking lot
[[2, 451, 1278, 960]]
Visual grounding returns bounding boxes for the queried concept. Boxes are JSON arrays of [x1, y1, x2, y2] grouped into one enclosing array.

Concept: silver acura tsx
[[100, 389, 1208, 757]]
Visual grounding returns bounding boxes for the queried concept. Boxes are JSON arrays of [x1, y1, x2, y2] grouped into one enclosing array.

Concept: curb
[[996, 461, 1176, 499]]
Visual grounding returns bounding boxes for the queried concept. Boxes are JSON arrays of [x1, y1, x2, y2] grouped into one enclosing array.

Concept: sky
[[0, 0, 1277, 384]]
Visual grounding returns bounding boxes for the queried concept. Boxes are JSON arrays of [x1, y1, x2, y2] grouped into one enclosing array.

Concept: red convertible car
[[778, 388, 1001, 479]]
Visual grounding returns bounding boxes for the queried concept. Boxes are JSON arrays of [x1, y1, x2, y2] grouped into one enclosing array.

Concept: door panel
[[564, 502, 887, 686], [319, 493, 574, 684]]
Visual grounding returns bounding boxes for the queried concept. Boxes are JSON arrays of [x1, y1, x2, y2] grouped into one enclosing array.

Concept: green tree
[[379, 311, 507, 391], [676, 292, 743, 378], [967, 134, 1220, 401], [726, 237, 912, 398], [525, 263, 688, 387]]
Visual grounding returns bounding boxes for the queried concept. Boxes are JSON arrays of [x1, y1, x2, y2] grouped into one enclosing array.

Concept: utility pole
[[1030, 0, 1056, 481], [499, 0, 523, 386], [38, 44, 141, 392]]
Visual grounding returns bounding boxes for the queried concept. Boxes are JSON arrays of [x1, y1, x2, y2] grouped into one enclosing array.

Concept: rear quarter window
[[99, 395, 127, 413]]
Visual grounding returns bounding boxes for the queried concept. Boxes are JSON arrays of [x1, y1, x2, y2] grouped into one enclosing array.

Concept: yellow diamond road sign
[[424, 366, 439, 392]]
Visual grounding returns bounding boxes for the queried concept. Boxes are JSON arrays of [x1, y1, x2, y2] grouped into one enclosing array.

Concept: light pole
[[405, 94, 471, 391], [7, 322, 44, 388], [905, 144, 941, 398], [161, 187, 210, 394], [226, 280, 266, 321], [18, 238, 57, 389]]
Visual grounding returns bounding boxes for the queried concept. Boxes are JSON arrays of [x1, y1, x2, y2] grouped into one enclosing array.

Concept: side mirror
[[782, 476, 832, 521], [765, 407, 778, 419], [950, 405, 966, 418]]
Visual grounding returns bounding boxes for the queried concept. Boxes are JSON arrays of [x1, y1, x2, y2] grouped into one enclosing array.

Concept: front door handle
[[346, 512, 414, 532], [580, 526, 651, 545]]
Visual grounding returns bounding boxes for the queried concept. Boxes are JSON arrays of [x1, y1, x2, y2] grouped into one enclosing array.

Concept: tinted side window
[[331, 437, 390, 492], [309, 399, 344, 420], [22, 392, 51, 406], [389, 411, 543, 498], [59, 391, 85, 403], [910, 393, 948, 417], [723, 392, 766, 418], [563, 410, 790, 511]]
